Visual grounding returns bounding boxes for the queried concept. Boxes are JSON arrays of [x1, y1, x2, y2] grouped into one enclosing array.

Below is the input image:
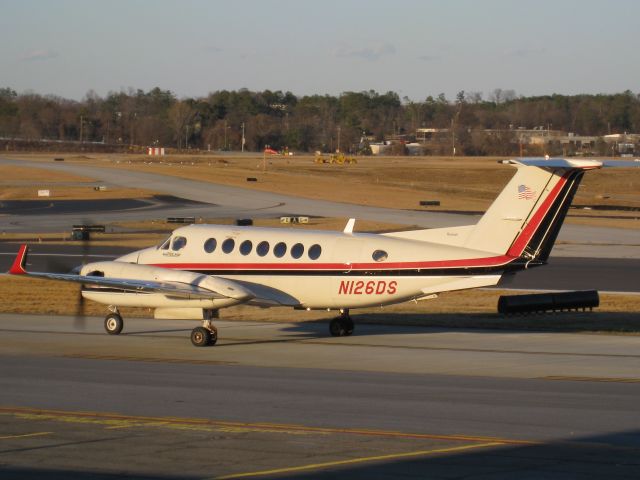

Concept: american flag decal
[[518, 184, 535, 199]]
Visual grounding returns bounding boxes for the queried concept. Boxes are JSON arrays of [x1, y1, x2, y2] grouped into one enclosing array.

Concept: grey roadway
[[2, 157, 639, 259], [1, 315, 640, 478]]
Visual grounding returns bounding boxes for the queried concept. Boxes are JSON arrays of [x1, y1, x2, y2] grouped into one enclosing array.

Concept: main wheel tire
[[329, 318, 346, 337], [104, 313, 123, 335], [191, 327, 211, 347], [207, 328, 218, 346], [343, 317, 354, 336]]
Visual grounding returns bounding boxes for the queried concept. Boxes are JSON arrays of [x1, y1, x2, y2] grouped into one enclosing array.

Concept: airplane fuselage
[[85, 223, 507, 311]]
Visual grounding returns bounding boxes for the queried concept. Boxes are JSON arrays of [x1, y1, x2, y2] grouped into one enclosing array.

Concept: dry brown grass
[[1, 275, 638, 334], [1, 165, 95, 183], [1, 186, 157, 200], [0, 164, 156, 200]]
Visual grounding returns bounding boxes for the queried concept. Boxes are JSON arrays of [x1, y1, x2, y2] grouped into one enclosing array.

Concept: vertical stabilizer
[[463, 159, 600, 259]]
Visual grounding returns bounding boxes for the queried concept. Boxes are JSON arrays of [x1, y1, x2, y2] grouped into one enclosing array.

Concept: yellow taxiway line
[[214, 442, 503, 479], [0, 406, 536, 446], [0, 431, 53, 440]]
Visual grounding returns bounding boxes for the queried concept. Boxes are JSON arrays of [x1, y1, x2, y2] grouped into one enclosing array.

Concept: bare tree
[[168, 101, 195, 149]]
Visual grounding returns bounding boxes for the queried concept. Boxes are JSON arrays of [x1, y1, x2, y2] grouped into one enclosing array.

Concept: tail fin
[[463, 159, 601, 261]]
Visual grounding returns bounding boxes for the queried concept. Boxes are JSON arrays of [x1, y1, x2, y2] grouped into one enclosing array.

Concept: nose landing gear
[[104, 306, 123, 335]]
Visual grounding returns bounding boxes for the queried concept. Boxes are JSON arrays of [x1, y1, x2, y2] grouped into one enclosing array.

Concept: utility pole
[[337, 126, 341, 153], [451, 118, 455, 156], [79, 115, 83, 143], [241, 122, 245, 152], [224, 120, 228, 150]]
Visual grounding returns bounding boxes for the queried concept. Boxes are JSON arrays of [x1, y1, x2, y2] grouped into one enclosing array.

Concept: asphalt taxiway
[[1, 314, 639, 478]]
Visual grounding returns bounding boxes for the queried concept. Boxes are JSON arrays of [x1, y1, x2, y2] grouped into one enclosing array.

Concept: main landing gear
[[191, 319, 218, 347], [104, 306, 124, 335], [329, 309, 354, 337]]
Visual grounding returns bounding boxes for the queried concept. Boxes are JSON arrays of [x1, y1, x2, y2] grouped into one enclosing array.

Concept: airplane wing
[[8, 245, 250, 300]]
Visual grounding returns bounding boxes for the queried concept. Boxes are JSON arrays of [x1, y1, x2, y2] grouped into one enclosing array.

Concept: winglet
[[9, 244, 28, 275], [343, 218, 356, 234]]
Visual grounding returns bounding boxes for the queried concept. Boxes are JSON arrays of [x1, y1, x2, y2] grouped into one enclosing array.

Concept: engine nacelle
[[79, 261, 253, 309], [80, 261, 251, 299]]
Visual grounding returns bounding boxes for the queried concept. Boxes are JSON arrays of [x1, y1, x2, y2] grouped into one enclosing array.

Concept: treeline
[[1, 86, 639, 155]]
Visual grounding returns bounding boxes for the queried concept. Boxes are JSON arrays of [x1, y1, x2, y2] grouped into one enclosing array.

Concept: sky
[[1, 0, 639, 102]]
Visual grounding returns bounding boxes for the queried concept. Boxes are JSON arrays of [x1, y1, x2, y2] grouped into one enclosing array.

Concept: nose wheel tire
[[104, 313, 124, 335], [191, 327, 212, 347]]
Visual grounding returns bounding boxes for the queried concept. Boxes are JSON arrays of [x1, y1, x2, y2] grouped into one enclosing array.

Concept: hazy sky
[[1, 0, 638, 101]]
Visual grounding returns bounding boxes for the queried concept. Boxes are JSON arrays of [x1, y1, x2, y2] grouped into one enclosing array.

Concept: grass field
[[0, 164, 156, 200]]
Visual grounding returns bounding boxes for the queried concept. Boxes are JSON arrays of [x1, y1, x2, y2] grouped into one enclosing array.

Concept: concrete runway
[[1, 314, 640, 479]]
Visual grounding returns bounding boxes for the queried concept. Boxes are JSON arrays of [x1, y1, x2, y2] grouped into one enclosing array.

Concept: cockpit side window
[[171, 236, 187, 251]]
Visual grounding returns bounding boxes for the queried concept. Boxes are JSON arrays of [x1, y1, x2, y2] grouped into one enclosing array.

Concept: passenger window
[[171, 236, 187, 251], [273, 242, 287, 258], [257, 241, 270, 257], [372, 250, 388, 262], [240, 240, 253, 256], [222, 238, 235, 254], [291, 243, 304, 259], [308, 244, 322, 260], [204, 238, 217, 253]]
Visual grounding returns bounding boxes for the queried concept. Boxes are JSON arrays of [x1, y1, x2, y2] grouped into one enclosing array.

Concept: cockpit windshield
[[158, 236, 171, 250]]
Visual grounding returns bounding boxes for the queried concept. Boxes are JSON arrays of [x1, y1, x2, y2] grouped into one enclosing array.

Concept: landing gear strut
[[329, 309, 354, 337], [191, 318, 218, 347], [104, 306, 123, 335]]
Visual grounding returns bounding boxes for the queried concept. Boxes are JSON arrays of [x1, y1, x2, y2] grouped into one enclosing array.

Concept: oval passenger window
[[204, 238, 217, 253], [273, 242, 287, 258], [308, 244, 322, 260], [222, 238, 235, 254], [291, 243, 304, 259], [240, 240, 253, 256], [257, 241, 270, 257], [372, 250, 388, 262]]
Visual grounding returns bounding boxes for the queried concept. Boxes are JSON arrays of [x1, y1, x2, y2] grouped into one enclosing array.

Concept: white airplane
[[8, 158, 638, 346]]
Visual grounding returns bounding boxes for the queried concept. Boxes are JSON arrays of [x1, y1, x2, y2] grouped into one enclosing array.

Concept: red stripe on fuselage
[[151, 254, 513, 272]]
